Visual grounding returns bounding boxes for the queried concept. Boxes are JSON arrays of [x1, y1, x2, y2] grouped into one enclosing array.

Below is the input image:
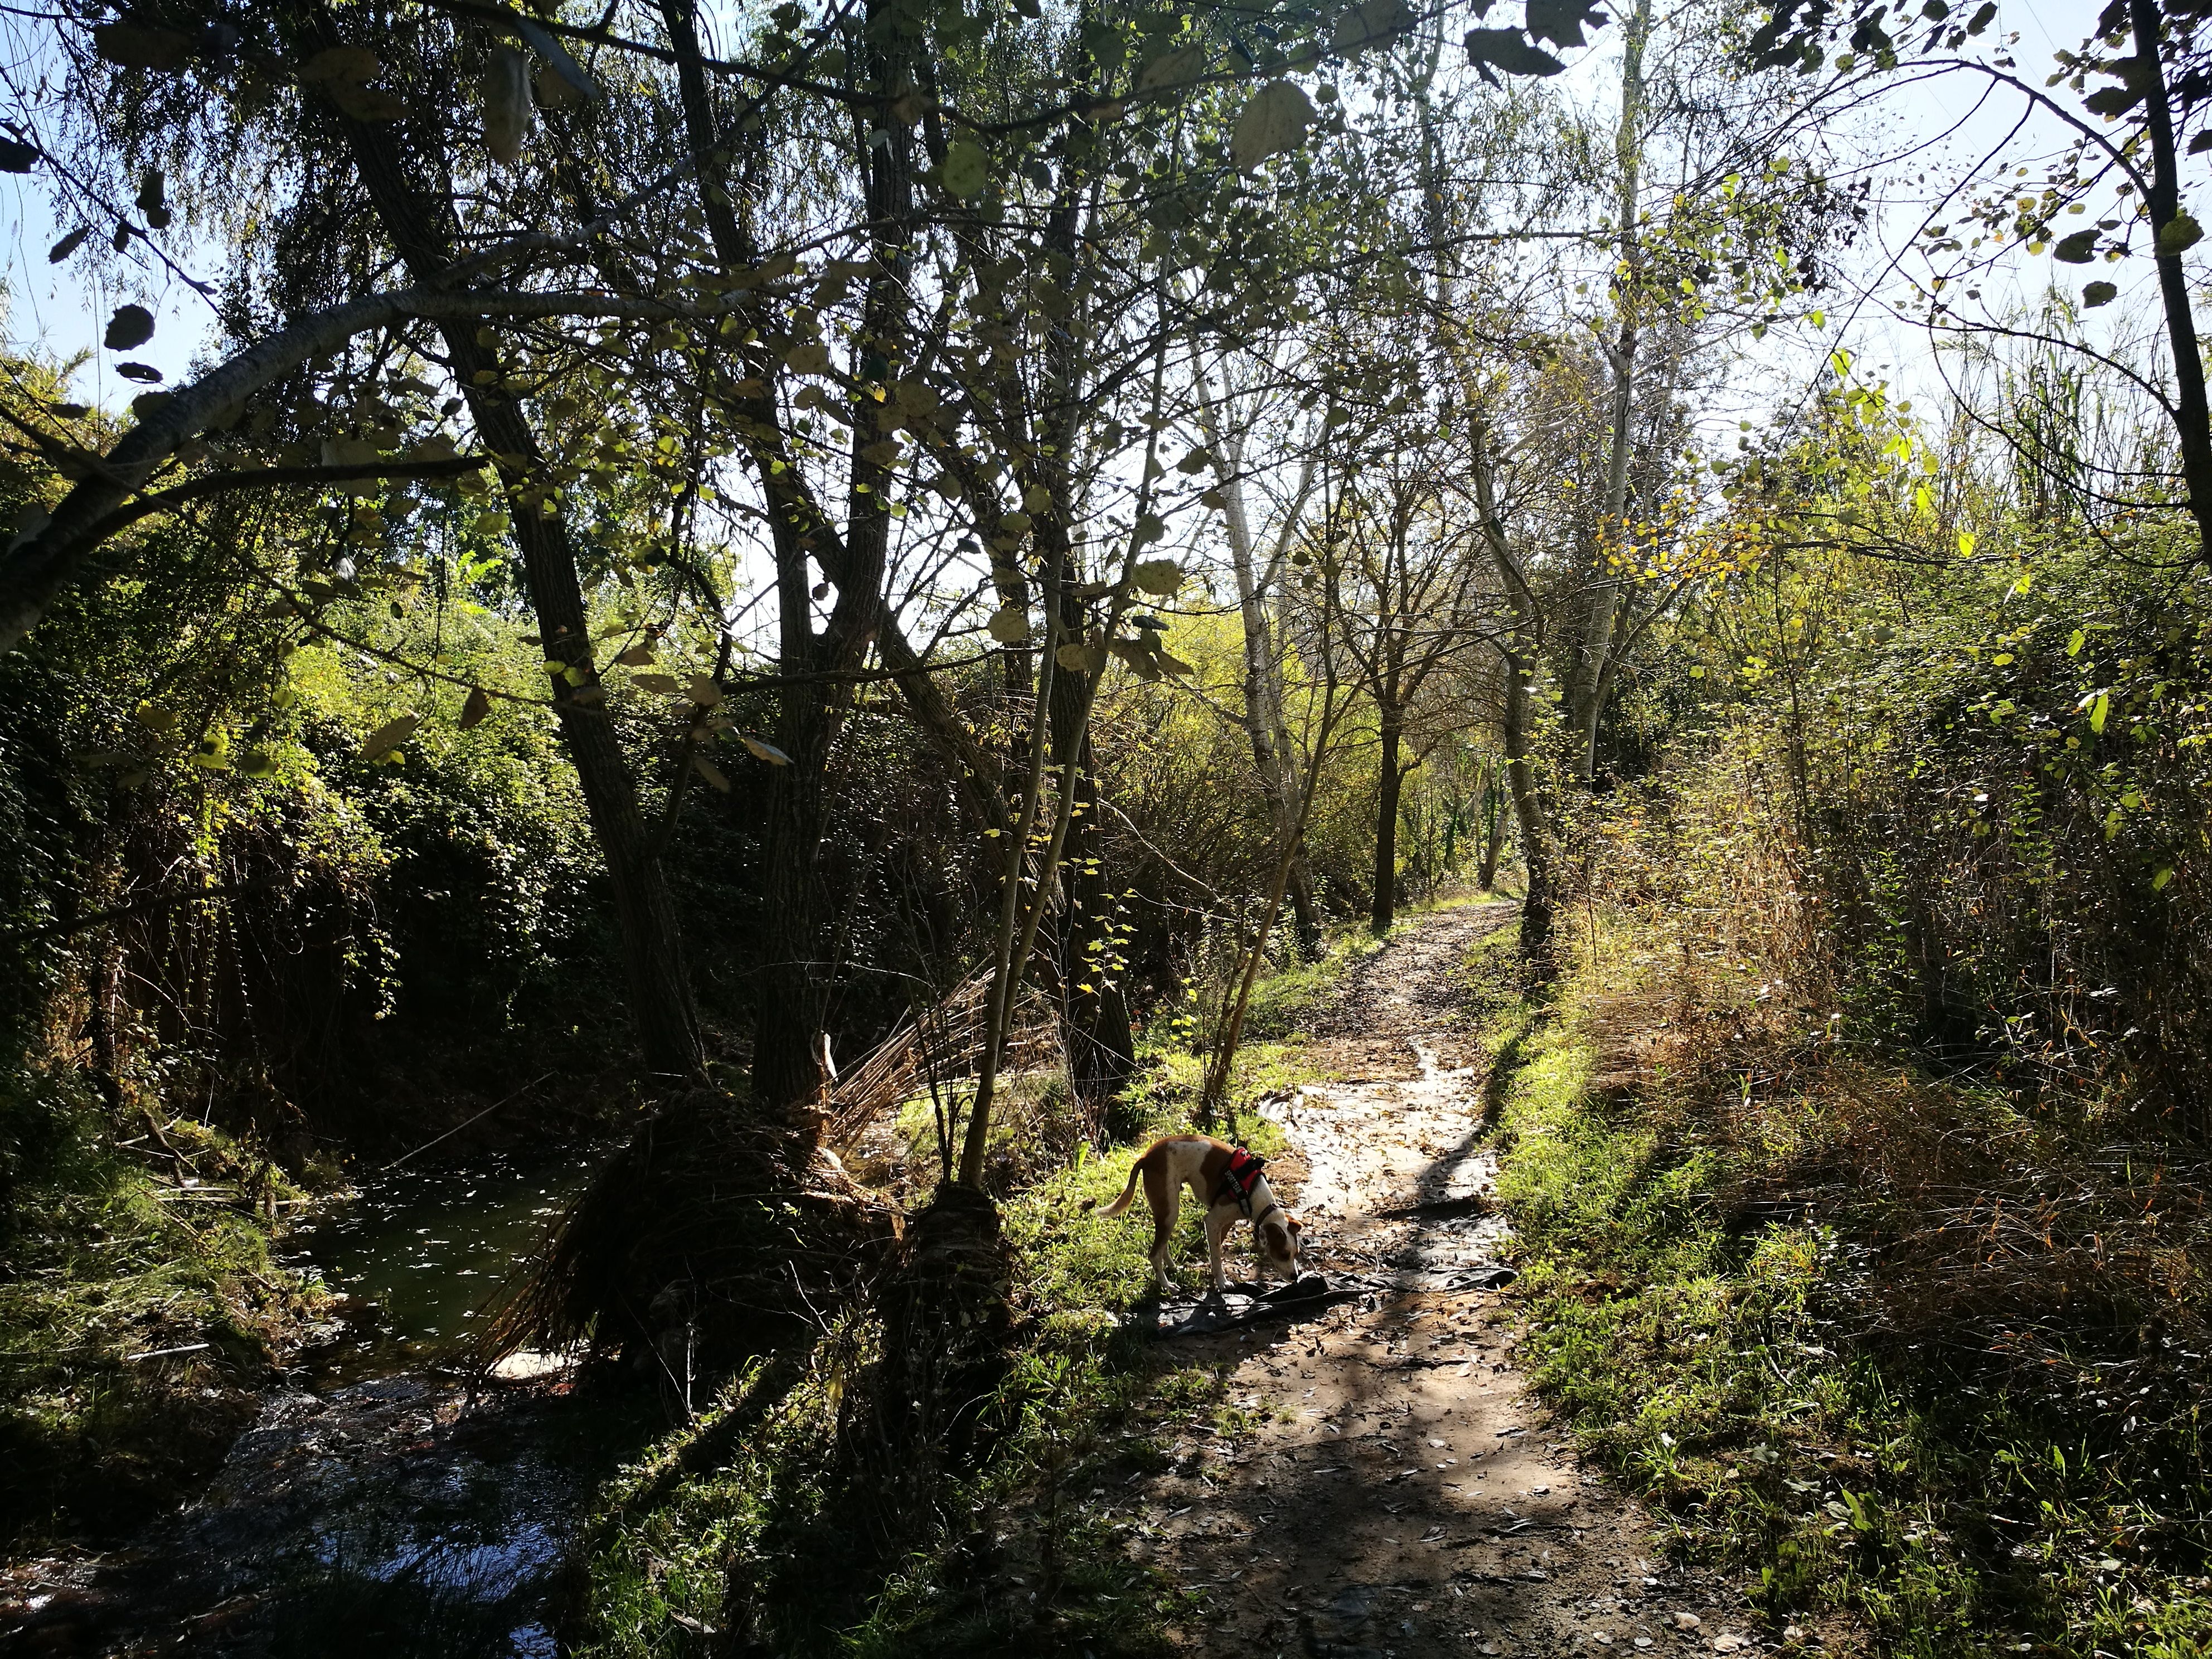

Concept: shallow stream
[[287, 1152, 588, 1374], [12, 1151, 656, 1658]]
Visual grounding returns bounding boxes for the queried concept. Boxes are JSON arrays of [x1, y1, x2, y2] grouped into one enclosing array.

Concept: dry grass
[[1502, 764, 2212, 1651], [1569, 774, 2212, 1445]]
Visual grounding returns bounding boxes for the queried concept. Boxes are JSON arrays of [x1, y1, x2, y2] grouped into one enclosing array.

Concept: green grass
[[0, 1070, 318, 1547], [1479, 929, 2212, 1659], [1235, 928, 1385, 1042]]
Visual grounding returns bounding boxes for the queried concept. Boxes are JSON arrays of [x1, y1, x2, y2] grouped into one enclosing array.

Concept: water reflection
[[287, 1153, 590, 1363], [103, 1153, 637, 1656]]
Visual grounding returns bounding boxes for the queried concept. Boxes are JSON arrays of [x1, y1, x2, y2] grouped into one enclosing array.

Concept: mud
[[1129, 903, 1769, 1657]]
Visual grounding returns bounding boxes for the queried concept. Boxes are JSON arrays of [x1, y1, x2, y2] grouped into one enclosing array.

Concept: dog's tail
[[1080, 1153, 1147, 1218]]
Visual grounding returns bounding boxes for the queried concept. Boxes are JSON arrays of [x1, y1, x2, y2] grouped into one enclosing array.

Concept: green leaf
[[94, 22, 192, 70], [103, 304, 155, 351], [2083, 280, 2118, 307], [2158, 212, 2203, 255], [2053, 228, 2097, 264], [1135, 45, 1207, 92], [1463, 27, 1565, 80], [940, 139, 989, 199], [360, 713, 420, 763], [2067, 629, 2086, 657], [48, 225, 90, 263], [1230, 80, 1317, 172], [1131, 558, 1184, 594], [692, 753, 733, 792], [1956, 530, 1977, 558], [2090, 691, 2110, 734], [1524, 0, 1602, 48], [1335, 0, 1415, 53]]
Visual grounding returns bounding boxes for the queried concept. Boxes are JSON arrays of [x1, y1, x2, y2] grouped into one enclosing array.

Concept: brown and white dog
[[1086, 1136, 1302, 1293]]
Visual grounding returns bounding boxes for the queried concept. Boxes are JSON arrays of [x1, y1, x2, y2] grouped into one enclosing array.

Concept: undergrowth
[[0, 1069, 318, 1547], [1481, 916, 2212, 1659], [572, 1010, 1319, 1656]]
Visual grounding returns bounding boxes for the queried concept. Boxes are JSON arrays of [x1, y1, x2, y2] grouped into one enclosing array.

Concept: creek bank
[[1, 1150, 654, 1658]]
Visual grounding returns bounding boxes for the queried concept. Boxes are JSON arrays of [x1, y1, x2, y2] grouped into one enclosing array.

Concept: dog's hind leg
[[1146, 1160, 1179, 1290]]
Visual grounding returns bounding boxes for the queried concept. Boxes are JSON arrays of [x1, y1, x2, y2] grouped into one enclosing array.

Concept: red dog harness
[[1218, 1147, 1268, 1216]]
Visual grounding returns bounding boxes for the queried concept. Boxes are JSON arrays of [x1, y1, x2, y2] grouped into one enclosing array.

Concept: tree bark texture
[[1371, 711, 1404, 934]]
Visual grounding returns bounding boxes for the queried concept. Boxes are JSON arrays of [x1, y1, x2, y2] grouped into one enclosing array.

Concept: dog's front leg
[[1205, 1207, 1235, 1293]]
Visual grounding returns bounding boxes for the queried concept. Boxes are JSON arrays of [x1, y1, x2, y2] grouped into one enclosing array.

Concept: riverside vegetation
[[2, 0, 2211, 1654]]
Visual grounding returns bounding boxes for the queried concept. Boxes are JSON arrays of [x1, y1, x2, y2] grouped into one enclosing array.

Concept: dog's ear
[[1286, 1214, 1303, 1235]]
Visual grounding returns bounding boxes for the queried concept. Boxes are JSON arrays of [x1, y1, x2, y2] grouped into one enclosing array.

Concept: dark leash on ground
[[1137, 1264, 1517, 1338]]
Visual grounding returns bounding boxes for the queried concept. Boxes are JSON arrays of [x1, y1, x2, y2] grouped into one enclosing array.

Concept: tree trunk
[[1196, 378, 1323, 957], [657, 0, 911, 1117], [1471, 419, 1558, 969], [1059, 756, 1137, 1105], [1565, 0, 1653, 784], [1371, 711, 1404, 935], [1501, 658, 1555, 961], [1049, 569, 1135, 1108], [322, 31, 703, 1083], [1477, 760, 1508, 891], [2131, 0, 2212, 560]]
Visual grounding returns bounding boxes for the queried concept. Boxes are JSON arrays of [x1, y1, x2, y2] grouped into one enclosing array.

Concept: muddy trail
[[1128, 903, 1760, 1659]]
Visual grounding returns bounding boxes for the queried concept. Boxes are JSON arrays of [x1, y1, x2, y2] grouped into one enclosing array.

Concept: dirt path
[[1127, 903, 1757, 1659]]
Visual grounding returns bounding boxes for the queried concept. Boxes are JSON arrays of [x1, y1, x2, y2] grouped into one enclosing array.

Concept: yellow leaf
[[1131, 558, 1183, 595]]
